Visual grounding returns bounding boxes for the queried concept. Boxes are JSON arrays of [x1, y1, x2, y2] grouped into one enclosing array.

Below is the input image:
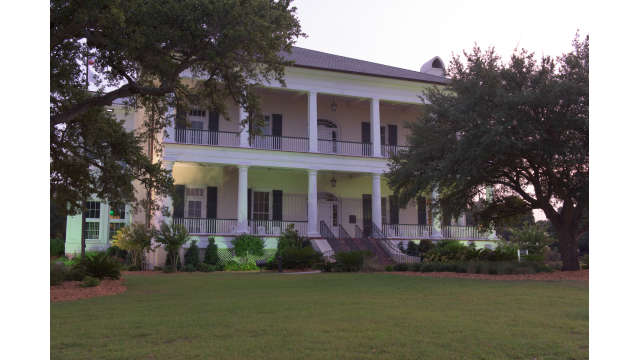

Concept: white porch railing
[[382, 224, 433, 239], [318, 139, 373, 157], [441, 226, 489, 240], [381, 145, 409, 158], [248, 220, 308, 236], [174, 129, 240, 147], [173, 218, 238, 234]]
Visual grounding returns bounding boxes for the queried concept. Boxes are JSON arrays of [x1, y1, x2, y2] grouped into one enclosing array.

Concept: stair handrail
[[371, 222, 420, 263]]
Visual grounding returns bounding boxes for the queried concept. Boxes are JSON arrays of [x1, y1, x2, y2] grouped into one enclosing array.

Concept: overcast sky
[[293, 0, 591, 73]]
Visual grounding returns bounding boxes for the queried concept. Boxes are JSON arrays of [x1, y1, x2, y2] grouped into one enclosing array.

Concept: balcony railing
[[174, 129, 240, 147], [173, 218, 238, 234], [318, 139, 373, 157], [250, 135, 309, 152], [441, 226, 489, 240], [248, 220, 308, 236], [382, 224, 432, 238], [382, 144, 409, 158]]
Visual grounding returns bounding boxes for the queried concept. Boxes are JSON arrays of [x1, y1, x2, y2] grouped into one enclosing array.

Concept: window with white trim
[[109, 222, 125, 240], [188, 108, 206, 129], [108, 203, 127, 240], [252, 191, 270, 220], [84, 201, 101, 219], [84, 222, 100, 240], [186, 187, 205, 218]]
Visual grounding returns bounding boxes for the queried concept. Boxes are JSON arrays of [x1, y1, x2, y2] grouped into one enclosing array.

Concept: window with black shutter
[[173, 185, 185, 218], [417, 196, 427, 225], [361, 122, 371, 156], [208, 110, 219, 145], [390, 195, 399, 225], [388, 125, 398, 146], [272, 190, 283, 221], [272, 114, 282, 150]]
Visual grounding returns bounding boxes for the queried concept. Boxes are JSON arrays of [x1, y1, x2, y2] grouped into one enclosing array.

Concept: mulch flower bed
[[51, 278, 127, 303], [389, 269, 588, 281]]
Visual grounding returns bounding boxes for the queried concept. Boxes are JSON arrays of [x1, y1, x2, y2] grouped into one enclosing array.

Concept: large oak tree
[[51, 0, 304, 218], [387, 34, 588, 270]]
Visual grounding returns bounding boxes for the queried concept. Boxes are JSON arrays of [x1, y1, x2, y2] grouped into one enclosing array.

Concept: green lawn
[[51, 273, 588, 359]]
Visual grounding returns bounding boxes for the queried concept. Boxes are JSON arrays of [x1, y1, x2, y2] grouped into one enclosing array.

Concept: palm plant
[[155, 222, 191, 271]]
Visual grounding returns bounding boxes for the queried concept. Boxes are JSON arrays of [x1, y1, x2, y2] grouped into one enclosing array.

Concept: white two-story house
[[65, 47, 497, 264]]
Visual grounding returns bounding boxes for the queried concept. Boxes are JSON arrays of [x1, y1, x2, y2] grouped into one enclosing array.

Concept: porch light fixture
[[330, 176, 337, 188], [330, 97, 337, 112]]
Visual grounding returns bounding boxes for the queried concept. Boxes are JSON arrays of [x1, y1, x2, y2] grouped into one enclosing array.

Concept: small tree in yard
[[204, 237, 220, 266], [184, 241, 201, 268], [111, 223, 155, 270], [232, 235, 264, 265], [155, 222, 191, 271], [387, 33, 588, 270]]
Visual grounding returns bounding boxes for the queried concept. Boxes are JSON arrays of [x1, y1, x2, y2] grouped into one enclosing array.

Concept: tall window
[[186, 187, 204, 218], [109, 223, 125, 240], [84, 201, 101, 219], [252, 192, 270, 220], [109, 203, 127, 240], [188, 108, 205, 129], [332, 203, 338, 227], [83, 222, 100, 240]]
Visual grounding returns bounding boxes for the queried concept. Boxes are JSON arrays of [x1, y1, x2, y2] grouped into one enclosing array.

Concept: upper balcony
[[164, 88, 418, 161]]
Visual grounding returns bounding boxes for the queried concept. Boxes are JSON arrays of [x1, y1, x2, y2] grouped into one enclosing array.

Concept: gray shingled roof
[[281, 46, 449, 85]]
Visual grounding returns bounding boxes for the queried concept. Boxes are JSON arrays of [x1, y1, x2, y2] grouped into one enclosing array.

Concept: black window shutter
[[390, 195, 399, 225], [208, 110, 219, 145], [271, 114, 282, 136], [206, 187, 217, 219], [173, 185, 185, 218], [272, 190, 283, 221], [362, 194, 372, 235], [388, 125, 398, 146], [175, 101, 187, 143], [417, 196, 427, 225], [380, 126, 386, 145], [247, 188, 252, 220], [361, 122, 371, 143]]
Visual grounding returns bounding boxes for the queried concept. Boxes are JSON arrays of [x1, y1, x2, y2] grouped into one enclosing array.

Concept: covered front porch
[[161, 162, 490, 242]]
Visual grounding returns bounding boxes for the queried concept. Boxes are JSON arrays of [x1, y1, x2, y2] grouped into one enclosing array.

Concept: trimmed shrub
[[385, 265, 393, 272], [409, 263, 422, 272], [420, 263, 435, 272], [204, 237, 220, 266], [393, 263, 409, 272], [580, 254, 589, 270], [65, 266, 86, 281], [224, 260, 259, 271], [162, 265, 176, 273], [73, 252, 121, 279], [183, 264, 196, 272], [280, 246, 322, 269], [80, 276, 100, 288], [196, 263, 216, 272], [232, 234, 264, 265], [51, 238, 65, 257], [184, 240, 201, 268], [334, 251, 370, 272], [51, 263, 66, 285], [110, 224, 154, 269]]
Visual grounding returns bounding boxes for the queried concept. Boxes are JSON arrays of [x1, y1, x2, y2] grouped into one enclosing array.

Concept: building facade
[[65, 47, 497, 263]]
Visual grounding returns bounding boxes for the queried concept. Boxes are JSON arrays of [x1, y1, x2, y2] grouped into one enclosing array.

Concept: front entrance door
[[318, 199, 339, 235]]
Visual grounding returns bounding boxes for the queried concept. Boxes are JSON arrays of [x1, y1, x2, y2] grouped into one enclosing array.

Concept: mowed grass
[[51, 273, 588, 360]]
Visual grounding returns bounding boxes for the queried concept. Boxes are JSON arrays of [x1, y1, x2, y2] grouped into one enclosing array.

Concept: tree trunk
[[80, 202, 86, 258], [558, 225, 580, 271]]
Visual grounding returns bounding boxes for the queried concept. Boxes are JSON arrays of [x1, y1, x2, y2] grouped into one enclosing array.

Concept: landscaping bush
[[65, 266, 86, 281], [361, 256, 386, 272], [277, 224, 310, 254], [511, 225, 553, 256], [409, 263, 422, 272], [51, 238, 65, 257], [420, 263, 435, 272], [162, 265, 176, 273], [111, 223, 154, 270], [333, 251, 370, 272], [73, 252, 121, 279], [385, 265, 393, 272], [280, 246, 322, 269], [183, 264, 196, 272], [406, 241, 420, 256], [196, 263, 216, 272], [204, 237, 219, 266], [80, 276, 100, 288], [224, 260, 259, 271], [393, 263, 408, 271], [107, 246, 129, 264], [232, 234, 264, 265], [156, 222, 191, 272], [51, 263, 66, 285], [184, 240, 201, 268]]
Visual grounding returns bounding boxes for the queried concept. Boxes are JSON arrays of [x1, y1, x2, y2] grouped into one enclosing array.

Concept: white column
[[431, 188, 443, 239], [165, 107, 175, 143], [236, 165, 249, 233], [239, 105, 250, 148], [485, 185, 498, 240], [372, 173, 382, 230], [370, 98, 381, 157], [307, 169, 319, 237], [308, 91, 318, 152]]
